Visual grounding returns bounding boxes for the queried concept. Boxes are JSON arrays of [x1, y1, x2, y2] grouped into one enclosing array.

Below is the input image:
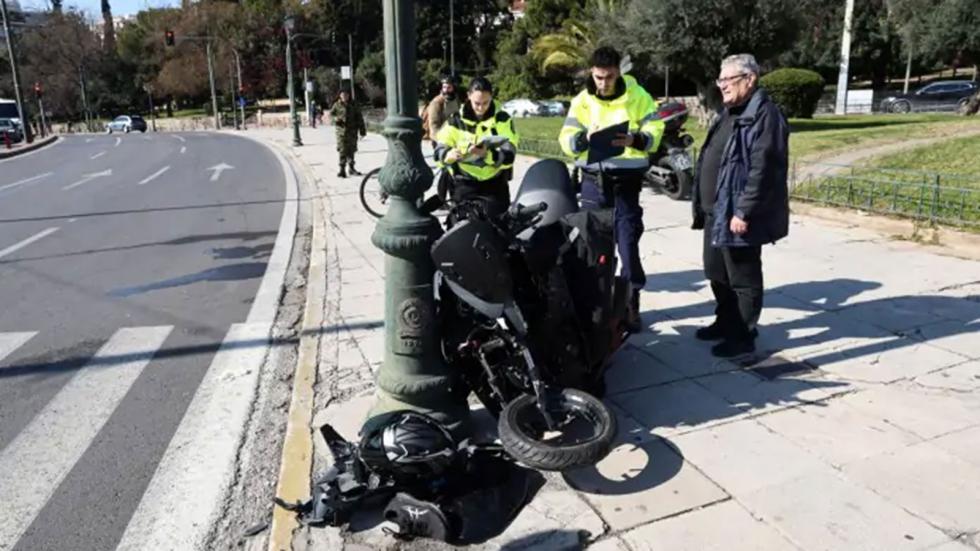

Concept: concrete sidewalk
[[254, 126, 980, 551]]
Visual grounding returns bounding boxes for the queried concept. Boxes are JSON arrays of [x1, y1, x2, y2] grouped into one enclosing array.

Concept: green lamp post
[[368, 0, 469, 435]]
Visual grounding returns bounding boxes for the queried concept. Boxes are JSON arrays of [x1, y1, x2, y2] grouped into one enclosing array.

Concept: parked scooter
[[643, 101, 696, 200], [430, 160, 627, 472]]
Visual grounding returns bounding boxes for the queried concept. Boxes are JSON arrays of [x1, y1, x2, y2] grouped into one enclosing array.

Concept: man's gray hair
[[721, 54, 760, 76]]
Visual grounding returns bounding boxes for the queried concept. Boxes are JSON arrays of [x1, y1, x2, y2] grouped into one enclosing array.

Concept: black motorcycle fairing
[[512, 159, 578, 240], [432, 218, 513, 306]]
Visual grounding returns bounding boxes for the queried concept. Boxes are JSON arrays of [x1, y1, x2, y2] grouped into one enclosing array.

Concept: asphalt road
[[0, 132, 288, 551]]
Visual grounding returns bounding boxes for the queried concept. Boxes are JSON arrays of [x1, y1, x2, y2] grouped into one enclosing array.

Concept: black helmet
[[358, 411, 458, 481]]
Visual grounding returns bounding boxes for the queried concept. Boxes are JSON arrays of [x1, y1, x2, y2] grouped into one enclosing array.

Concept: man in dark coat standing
[[691, 54, 790, 358]]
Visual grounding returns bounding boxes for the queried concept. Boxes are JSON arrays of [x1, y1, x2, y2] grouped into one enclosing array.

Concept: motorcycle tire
[[660, 160, 693, 201], [498, 388, 616, 471]]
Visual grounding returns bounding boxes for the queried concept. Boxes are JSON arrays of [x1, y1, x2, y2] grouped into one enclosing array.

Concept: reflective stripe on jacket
[[434, 101, 519, 182], [558, 75, 664, 172]]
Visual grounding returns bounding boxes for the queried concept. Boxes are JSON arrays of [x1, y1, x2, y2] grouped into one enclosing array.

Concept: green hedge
[[760, 68, 825, 118]]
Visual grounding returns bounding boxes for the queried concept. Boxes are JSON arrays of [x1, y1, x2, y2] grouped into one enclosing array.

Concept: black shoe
[[383, 492, 453, 542], [337, 169, 347, 178], [625, 290, 642, 333], [711, 338, 756, 358], [349, 166, 362, 177], [695, 321, 727, 341]]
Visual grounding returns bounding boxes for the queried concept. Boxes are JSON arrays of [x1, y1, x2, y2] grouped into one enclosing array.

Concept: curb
[[0, 135, 59, 160], [262, 141, 327, 551]]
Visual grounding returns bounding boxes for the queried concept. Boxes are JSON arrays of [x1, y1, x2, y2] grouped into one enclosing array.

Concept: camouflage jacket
[[330, 99, 366, 137]]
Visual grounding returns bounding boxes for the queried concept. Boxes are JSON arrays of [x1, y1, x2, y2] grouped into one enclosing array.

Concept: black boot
[[625, 289, 642, 333], [348, 162, 362, 177], [337, 166, 347, 178], [695, 320, 728, 341]]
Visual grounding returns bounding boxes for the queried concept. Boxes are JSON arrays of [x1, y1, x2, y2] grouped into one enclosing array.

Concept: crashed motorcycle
[[431, 159, 629, 472], [644, 101, 696, 200]]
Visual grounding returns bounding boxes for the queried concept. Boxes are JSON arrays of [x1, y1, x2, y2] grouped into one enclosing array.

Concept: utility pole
[[348, 33, 355, 100], [146, 86, 157, 132], [79, 65, 92, 132], [1, 0, 32, 142], [903, 48, 913, 94], [284, 15, 301, 146], [205, 40, 220, 129], [229, 59, 239, 130], [34, 83, 47, 138], [449, 0, 455, 76], [233, 49, 245, 130], [835, 0, 855, 115], [664, 65, 670, 100]]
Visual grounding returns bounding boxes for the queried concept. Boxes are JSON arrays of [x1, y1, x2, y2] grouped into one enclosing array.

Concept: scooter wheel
[[498, 388, 616, 471]]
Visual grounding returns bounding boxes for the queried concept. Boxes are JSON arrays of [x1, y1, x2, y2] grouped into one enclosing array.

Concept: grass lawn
[[514, 113, 980, 161], [794, 131, 980, 228]]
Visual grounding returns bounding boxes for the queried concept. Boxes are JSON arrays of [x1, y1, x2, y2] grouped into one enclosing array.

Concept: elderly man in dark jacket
[[691, 53, 790, 358]]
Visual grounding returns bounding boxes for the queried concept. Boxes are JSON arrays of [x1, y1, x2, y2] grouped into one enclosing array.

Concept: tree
[[529, 0, 621, 76], [595, 0, 805, 108], [101, 0, 116, 53]]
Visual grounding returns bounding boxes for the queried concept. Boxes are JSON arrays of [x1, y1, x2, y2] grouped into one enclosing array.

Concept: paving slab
[[838, 382, 980, 439], [695, 369, 849, 418], [740, 469, 950, 551], [844, 442, 980, 536], [563, 437, 728, 532], [756, 400, 923, 467], [618, 500, 801, 551], [611, 379, 741, 437], [602, 344, 685, 396], [914, 360, 980, 392], [669, 418, 831, 496], [907, 321, 980, 359], [927, 426, 980, 469]]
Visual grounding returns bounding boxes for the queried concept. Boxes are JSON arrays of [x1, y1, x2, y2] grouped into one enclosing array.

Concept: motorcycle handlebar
[[507, 201, 548, 221]]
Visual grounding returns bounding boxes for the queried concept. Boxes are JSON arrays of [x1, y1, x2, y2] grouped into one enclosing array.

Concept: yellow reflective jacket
[[434, 101, 519, 182], [558, 74, 663, 172]]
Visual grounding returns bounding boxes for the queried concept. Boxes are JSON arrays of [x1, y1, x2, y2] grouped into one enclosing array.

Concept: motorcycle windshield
[[431, 219, 513, 305]]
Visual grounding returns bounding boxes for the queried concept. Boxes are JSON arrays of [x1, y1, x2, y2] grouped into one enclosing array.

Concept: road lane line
[[90, 151, 106, 160], [0, 326, 173, 549], [85, 138, 94, 143], [0, 227, 60, 261], [117, 322, 272, 551], [115, 137, 121, 147], [180, 146, 186, 154], [0, 332, 36, 364], [172, 135, 186, 143], [62, 169, 112, 191], [0, 172, 53, 193], [138, 165, 170, 185]]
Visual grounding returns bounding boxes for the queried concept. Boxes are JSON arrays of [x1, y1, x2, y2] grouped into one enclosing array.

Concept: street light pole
[[348, 33, 356, 101], [233, 49, 246, 130], [284, 16, 302, 146], [449, 0, 455, 76], [206, 40, 220, 129], [835, 0, 855, 115], [1, 0, 32, 142], [369, 0, 469, 435]]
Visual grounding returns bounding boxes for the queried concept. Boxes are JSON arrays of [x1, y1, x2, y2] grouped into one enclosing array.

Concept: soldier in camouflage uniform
[[330, 90, 366, 178]]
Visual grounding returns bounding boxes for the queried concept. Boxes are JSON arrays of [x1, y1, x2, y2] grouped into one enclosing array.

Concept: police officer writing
[[330, 89, 366, 178], [559, 46, 664, 332], [691, 54, 790, 358], [434, 77, 519, 218]]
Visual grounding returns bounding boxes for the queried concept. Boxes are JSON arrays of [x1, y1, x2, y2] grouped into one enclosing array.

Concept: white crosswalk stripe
[[0, 332, 35, 364], [0, 325, 173, 548]]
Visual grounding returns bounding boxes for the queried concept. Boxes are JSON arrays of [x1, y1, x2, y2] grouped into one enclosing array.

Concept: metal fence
[[791, 162, 980, 228]]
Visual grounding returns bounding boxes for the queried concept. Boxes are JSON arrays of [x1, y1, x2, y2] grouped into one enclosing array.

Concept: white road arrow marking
[[138, 165, 170, 185], [180, 146, 186, 154], [0, 172, 53, 193], [173, 135, 186, 143], [207, 163, 234, 182], [62, 169, 112, 191], [114, 137, 121, 147], [90, 151, 106, 160]]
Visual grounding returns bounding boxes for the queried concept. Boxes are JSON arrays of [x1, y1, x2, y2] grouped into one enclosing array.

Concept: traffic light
[[164, 29, 175, 47]]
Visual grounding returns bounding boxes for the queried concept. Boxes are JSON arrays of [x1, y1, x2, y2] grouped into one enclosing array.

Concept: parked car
[[0, 118, 24, 144], [501, 99, 545, 118], [538, 100, 568, 117], [105, 115, 148, 133], [881, 81, 979, 113]]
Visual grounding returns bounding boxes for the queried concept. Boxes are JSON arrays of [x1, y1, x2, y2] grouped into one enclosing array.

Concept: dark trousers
[[452, 174, 511, 219], [702, 217, 763, 339], [580, 172, 646, 287]]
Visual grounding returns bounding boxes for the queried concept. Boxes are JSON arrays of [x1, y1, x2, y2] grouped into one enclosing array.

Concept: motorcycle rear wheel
[[498, 388, 616, 471]]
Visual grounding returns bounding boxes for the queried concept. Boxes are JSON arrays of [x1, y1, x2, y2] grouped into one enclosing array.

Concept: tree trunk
[[964, 91, 980, 116], [974, 64, 979, 83]]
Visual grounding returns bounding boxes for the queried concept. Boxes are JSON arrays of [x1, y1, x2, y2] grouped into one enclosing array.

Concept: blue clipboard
[[587, 121, 629, 164]]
